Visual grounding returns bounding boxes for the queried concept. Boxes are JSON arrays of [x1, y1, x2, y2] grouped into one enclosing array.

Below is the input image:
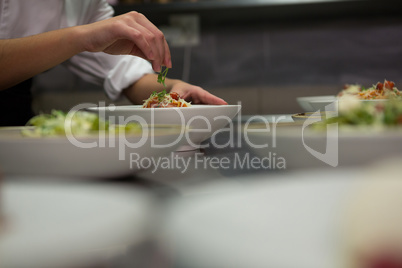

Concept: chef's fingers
[[134, 13, 171, 69], [127, 23, 163, 71]]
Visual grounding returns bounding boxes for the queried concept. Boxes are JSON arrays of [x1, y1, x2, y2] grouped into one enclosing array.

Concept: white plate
[[87, 105, 241, 150], [159, 169, 362, 268], [291, 112, 337, 122], [297, 95, 336, 112], [245, 123, 402, 170], [309, 98, 388, 111], [0, 125, 185, 178], [0, 179, 155, 268]]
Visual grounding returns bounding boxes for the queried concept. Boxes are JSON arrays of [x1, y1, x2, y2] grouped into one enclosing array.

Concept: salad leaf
[[24, 110, 141, 137], [314, 99, 402, 129]]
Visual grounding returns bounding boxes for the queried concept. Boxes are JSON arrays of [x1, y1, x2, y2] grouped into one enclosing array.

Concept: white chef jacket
[[0, 0, 154, 100]]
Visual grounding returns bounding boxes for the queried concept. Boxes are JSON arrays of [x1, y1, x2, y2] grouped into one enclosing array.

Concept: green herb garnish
[[157, 67, 169, 87], [157, 89, 167, 101], [151, 89, 168, 102]]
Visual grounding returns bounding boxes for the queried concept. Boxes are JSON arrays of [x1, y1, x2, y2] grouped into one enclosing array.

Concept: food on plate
[[337, 80, 401, 100], [142, 90, 191, 108], [315, 98, 402, 128], [24, 110, 141, 137]]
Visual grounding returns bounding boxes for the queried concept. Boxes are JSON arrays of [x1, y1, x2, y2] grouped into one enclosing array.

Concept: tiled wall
[[167, 16, 402, 114], [33, 15, 402, 115]]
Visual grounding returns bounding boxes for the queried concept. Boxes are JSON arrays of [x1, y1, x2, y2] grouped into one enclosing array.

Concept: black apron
[[0, 79, 35, 126]]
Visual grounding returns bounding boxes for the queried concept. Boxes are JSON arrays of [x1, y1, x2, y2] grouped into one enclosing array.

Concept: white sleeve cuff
[[103, 56, 154, 100]]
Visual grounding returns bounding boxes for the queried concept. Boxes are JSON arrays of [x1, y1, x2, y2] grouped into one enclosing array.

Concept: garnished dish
[[142, 90, 191, 108], [24, 110, 141, 137], [337, 79, 402, 100], [305, 79, 401, 112]]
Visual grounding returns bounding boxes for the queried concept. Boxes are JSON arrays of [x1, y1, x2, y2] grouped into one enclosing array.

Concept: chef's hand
[[81, 11, 171, 72], [170, 82, 228, 105]]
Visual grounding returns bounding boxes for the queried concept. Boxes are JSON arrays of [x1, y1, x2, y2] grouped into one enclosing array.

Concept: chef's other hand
[[171, 82, 228, 105], [81, 11, 171, 72]]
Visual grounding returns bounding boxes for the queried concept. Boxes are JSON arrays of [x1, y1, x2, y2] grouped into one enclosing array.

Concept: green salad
[[315, 97, 402, 128], [24, 110, 141, 137]]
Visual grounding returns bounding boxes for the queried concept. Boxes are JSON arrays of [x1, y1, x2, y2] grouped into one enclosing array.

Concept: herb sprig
[[157, 67, 169, 87]]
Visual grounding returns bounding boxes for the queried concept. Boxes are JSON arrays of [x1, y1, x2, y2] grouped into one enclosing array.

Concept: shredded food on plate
[[337, 80, 402, 100], [142, 90, 191, 108]]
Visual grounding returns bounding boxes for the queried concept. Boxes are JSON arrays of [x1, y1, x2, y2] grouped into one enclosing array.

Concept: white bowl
[[87, 105, 241, 150], [309, 99, 336, 111], [0, 125, 185, 178], [297, 95, 336, 112], [291, 112, 336, 122]]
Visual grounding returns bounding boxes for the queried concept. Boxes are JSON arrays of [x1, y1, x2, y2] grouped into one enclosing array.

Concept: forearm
[[0, 27, 84, 90], [123, 73, 180, 104]]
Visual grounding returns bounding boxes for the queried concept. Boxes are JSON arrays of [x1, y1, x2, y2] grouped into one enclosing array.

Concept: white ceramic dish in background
[[309, 98, 388, 111], [291, 111, 337, 122], [297, 95, 336, 112], [159, 169, 362, 268], [245, 123, 402, 170], [0, 179, 155, 268], [0, 125, 185, 178], [87, 105, 241, 150]]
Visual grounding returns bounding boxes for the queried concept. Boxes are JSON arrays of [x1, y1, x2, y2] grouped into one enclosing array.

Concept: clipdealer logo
[[129, 152, 286, 174], [62, 101, 339, 170], [302, 101, 339, 167]]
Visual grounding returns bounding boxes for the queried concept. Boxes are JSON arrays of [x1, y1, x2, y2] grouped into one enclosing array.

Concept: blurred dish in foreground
[[160, 160, 402, 268], [341, 159, 402, 268], [160, 168, 361, 268], [0, 179, 155, 268]]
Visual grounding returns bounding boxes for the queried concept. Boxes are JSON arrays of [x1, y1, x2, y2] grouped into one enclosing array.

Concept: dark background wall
[[33, 0, 402, 114]]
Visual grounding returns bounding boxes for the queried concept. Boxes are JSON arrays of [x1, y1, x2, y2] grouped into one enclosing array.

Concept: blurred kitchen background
[[32, 0, 402, 115]]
